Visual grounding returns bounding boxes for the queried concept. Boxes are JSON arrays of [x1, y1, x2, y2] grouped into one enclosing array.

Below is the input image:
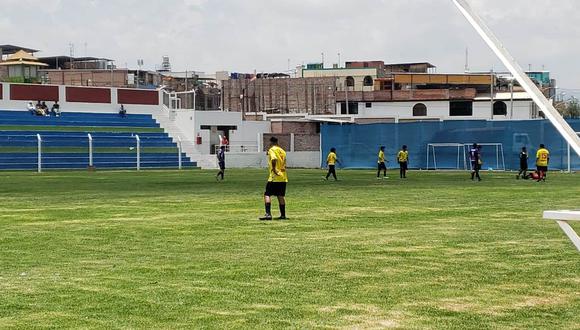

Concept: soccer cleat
[[259, 214, 273, 221], [277, 216, 287, 220]]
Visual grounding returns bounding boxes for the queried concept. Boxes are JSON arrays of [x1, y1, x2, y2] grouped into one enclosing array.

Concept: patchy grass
[[0, 169, 578, 329]]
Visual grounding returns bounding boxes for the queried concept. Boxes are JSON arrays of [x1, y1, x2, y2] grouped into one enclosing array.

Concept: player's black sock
[[279, 205, 286, 217], [265, 203, 271, 215]]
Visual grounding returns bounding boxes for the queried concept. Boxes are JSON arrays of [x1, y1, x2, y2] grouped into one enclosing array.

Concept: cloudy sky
[[2, 0, 579, 92]]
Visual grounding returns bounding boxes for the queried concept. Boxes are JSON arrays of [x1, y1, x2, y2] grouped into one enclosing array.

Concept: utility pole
[[464, 48, 469, 73], [510, 80, 514, 118], [490, 70, 494, 119]]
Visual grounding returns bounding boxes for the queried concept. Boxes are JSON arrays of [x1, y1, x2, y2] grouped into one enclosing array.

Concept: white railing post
[[135, 135, 141, 171], [37, 134, 42, 173], [178, 137, 183, 170], [567, 143, 572, 173], [88, 133, 94, 168]]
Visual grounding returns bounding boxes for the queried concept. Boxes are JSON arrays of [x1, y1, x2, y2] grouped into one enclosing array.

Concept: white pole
[[37, 134, 42, 173], [570, 133, 580, 173], [490, 71, 494, 120], [136, 135, 141, 171], [178, 137, 182, 170], [510, 81, 514, 118], [452, 0, 580, 157], [426, 145, 430, 170], [88, 133, 93, 168]]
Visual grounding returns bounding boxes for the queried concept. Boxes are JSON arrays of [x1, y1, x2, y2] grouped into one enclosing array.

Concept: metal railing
[[0, 133, 186, 172], [214, 144, 260, 154]]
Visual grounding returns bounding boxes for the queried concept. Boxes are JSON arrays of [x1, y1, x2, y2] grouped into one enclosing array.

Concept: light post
[[137, 59, 143, 88]]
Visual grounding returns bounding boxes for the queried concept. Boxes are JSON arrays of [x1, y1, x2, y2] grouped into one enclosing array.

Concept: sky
[[2, 0, 580, 93]]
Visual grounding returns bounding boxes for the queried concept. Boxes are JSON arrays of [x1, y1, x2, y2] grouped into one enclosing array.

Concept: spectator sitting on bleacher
[[41, 102, 49, 116], [27, 102, 36, 115], [50, 102, 61, 117], [119, 104, 127, 118], [35, 101, 46, 116]]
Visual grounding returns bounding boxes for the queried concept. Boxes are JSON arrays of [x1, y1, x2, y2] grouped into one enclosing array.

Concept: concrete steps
[[151, 110, 217, 169]]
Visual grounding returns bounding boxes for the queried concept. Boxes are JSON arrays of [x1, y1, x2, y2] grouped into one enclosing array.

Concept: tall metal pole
[[510, 80, 514, 118], [452, 0, 580, 157], [37, 134, 42, 173], [490, 70, 494, 120], [135, 135, 141, 171], [178, 137, 183, 170], [88, 133, 93, 168]]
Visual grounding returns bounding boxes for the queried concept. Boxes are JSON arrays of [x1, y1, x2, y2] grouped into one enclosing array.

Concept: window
[[493, 101, 507, 116], [449, 101, 473, 116], [340, 102, 359, 114], [365, 102, 372, 108], [345, 76, 355, 87], [412, 103, 427, 116], [363, 76, 373, 87]]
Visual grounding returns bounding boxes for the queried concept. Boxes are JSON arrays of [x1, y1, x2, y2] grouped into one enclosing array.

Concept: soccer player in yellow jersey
[[377, 146, 387, 179], [535, 144, 550, 182], [397, 145, 409, 179], [260, 137, 288, 221], [325, 148, 340, 181]]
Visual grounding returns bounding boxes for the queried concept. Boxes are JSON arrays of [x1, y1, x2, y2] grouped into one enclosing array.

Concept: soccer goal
[[426, 143, 467, 170], [463, 143, 506, 171]]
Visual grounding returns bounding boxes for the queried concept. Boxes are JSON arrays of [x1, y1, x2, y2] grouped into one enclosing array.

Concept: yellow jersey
[[327, 152, 337, 165], [378, 150, 385, 164], [397, 150, 409, 163], [267, 145, 288, 182], [536, 148, 550, 166]]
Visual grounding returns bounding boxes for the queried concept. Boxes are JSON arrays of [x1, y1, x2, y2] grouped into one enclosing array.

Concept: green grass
[[0, 169, 578, 329], [0, 125, 164, 133]]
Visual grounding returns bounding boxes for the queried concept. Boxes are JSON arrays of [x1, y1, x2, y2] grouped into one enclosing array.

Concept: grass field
[[0, 169, 579, 329]]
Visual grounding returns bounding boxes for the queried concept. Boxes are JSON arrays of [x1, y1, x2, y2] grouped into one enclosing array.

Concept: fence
[[0, 133, 192, 172], [321, 119, 580, 171]]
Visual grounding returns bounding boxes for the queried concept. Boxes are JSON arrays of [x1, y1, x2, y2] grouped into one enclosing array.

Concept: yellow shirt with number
[[397, 150, 408, 163], [327, 152, 337, 165], [536, 148, 550, 166], [267, 145, 288, 182], [378, 150, 385, 164]]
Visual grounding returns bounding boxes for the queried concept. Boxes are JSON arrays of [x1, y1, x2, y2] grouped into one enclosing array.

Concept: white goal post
[[463, 143, 506, 171], [426, 143, 466, 170]]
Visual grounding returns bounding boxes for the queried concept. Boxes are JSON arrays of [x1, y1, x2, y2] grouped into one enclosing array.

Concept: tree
[[561, 99, 580, 119]]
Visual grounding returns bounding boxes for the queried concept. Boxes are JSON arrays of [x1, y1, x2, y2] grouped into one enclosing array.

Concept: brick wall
[[263, 133, 320, 152], [222, 77, 337, 115], [294, 134, 320, 151], [271, 121, 318, 134], [336, 89, 477, 102]]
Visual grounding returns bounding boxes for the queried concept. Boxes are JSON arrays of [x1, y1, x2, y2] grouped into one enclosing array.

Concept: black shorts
[[471, 162, 481, 171], [378, 163, 387, 171], [399, 161, 408, 170], [520, 163, 528, 171], [219, 162, 225, 170], [537, 166, 548, 172], [265, 182, 287, 197]]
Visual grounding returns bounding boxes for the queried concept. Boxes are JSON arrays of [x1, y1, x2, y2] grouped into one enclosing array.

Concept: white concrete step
[[151, 110, 217, 169]]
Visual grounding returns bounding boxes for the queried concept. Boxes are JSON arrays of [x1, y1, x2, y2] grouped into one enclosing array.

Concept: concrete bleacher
[[0, 110, 196, 170]]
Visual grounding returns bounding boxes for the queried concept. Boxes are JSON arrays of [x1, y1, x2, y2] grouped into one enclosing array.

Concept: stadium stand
[[0, 110, 196, 170]]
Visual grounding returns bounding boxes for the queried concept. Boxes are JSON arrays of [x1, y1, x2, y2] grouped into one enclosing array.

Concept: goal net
[[426, 143, 506, 171], [426, 143, 466, 170], [464, 143, 506, 171]]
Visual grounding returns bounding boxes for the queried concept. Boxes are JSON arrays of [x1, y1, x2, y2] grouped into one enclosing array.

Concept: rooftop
[[0, 44, 39, 55]]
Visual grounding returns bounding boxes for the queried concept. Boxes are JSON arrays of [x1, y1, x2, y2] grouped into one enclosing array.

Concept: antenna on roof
[[464, 47, 470, 73]]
